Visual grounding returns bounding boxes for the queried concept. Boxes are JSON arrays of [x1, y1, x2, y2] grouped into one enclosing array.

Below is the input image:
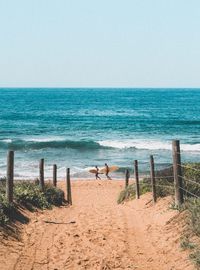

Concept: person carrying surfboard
[[95, 165, 101, 180], [105, 163, 112, 180]]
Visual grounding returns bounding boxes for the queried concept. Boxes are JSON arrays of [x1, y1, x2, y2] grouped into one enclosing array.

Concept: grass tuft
[[117, 184, 135, 204], [180, 236, 196, 250], [117, 181, 151, 204], [189, 249, 200, 268]]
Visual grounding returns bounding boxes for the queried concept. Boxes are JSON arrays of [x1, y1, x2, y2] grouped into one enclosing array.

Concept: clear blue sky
[[0, 0, 200, 87]]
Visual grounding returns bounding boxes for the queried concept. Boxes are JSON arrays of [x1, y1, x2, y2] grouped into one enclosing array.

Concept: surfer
[[105, 163, 112, 180], [95, 165, 101, 180]]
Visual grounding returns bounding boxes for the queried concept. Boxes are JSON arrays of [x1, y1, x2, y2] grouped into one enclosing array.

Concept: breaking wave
[[98, 140, 200, 152], [0, 138, 109, 151], [0, 138, 200, 152]]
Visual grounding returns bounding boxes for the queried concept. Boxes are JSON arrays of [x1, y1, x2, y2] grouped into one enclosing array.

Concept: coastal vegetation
[[181, 163, 200, 268], [0, 178, 65, 226], [117, 166, 174, 204]]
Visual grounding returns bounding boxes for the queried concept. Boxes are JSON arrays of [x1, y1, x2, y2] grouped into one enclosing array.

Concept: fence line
[[178, 175, 200, 187], [156, 165, 173, 171], [2, 139, 200, 206], [179, 187, 200, 199], [1, 152, 72, 206], [123, 140, 200, 207]]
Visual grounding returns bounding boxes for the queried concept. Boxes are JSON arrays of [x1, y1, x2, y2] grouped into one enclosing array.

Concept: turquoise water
[[0, 88, 200, 179]]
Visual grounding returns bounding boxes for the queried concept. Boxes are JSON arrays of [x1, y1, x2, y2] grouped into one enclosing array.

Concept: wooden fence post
[[150, 155, 157, 203], [6, 151, 14, 203], [53, 164, 57, 187], [134, 160, 140, 199], [125, 169, 129, 188], [66, 168, 72, 205], [172, 140, 184, 206], [39, 159, 45, 191]]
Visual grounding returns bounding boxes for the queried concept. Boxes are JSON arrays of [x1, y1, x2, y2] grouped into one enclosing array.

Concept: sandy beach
[[1, 0, 200, 267], [0, 180, 193, 270]]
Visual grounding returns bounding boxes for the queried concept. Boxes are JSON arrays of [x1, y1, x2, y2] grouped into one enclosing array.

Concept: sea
[[0, 88, 200, 179]]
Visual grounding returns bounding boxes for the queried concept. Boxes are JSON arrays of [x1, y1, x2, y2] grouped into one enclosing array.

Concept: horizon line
[[0, 87, 200, 89]]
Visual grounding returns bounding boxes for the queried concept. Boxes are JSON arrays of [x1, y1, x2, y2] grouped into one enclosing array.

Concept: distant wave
[[0, 138, 200, 152], [0, 138, 110, 151]]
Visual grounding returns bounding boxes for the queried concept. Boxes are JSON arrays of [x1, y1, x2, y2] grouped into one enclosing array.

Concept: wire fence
[[158, 143, 200, 202], [127, 140, 200, 205]]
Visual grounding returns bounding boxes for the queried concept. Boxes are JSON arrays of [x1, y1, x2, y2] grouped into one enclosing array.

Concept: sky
[[0, 0, 200, 88]]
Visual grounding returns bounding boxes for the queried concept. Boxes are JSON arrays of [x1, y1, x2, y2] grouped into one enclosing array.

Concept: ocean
[[0, 88, 200, 179]]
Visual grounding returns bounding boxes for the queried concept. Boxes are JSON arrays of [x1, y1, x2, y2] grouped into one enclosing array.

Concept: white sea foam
[[24, 137, 65, 142], [98, 140, 200, 152], [1, 139, 12, 143], [181, 144, 200, 152]]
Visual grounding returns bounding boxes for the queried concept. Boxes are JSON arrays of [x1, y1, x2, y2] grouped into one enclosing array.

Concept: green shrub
[[0, 180, 65, 227], [0, 179, 14, 225], [14, 181, 65, 209], [0, 177, 6, 194], [14, 181, 50, 209], [44, 184, 64, 206], [0, 193, 15, 225]]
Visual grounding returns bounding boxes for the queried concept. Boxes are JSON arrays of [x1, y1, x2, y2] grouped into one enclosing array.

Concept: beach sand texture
[[0, 180, 193, 270]]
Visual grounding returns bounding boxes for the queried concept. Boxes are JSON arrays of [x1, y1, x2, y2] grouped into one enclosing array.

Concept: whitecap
[[98, 140, 200, 152]]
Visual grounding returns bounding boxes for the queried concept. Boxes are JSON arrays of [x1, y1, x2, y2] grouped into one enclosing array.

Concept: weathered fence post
[[125, 169, 130, 188], [150, 155, 157, 203], [53, 164, 57, 187], [134, 160, 140, 199], [172, 140, 184, 206], [39, 158, 45, 191], [6, 151, 14, 203], [66, 168, 72, 205]]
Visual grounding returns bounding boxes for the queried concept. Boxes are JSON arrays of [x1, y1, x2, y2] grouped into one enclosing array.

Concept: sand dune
[[0, 180, 193, 270]]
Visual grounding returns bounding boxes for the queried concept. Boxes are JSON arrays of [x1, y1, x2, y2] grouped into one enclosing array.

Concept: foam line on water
[[98, 140, 200, 152]]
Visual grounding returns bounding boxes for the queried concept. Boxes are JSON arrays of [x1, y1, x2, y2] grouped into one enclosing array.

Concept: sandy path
[[0, 180, 193, 270]]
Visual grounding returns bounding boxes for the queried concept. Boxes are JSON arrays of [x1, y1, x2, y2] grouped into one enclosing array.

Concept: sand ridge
[[0, 180, 194, 270]]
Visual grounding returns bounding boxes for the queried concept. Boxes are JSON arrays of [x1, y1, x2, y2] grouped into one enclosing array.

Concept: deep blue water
[[0, 88, 200, 179]]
